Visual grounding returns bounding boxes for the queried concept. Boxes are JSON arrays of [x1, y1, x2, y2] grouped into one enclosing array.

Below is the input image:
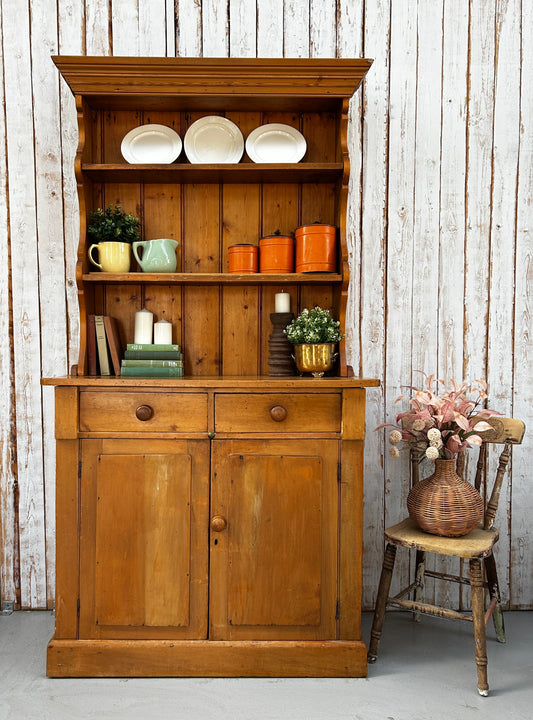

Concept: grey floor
[[1, 610, 532, 720]]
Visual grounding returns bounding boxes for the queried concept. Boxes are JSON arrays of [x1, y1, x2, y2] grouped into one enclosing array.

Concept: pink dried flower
[[375, 371, 500, 462]]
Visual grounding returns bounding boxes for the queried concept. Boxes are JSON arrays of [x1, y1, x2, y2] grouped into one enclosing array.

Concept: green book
[[126, 343, 180, 352], [120, 366, 184, 377], [124, 350, 183, 360], [121, 359, 183, 368]]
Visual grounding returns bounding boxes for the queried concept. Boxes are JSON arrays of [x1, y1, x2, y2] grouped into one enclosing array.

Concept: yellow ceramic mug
[[88, 241, 131, 272]]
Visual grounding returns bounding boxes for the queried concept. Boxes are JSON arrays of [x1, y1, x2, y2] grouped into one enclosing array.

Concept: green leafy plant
[[284, 306, 343, 344], [88, 204, 141, 244]]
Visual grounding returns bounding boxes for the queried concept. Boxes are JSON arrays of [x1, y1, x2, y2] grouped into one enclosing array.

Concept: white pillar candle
[[134, 308, 153, 344], [274, 292, 290, 313], [154, 318, 172, 345]]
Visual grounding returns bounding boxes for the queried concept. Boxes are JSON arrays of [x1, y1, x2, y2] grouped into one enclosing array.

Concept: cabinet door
[[210, 439, 339, 640], [79, 439, 209, 639]]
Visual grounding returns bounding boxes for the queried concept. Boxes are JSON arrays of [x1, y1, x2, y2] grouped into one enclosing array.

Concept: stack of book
[[120, 343, 184, 377]]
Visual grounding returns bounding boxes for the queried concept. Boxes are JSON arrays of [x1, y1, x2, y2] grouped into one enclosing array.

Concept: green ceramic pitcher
[[133, 238, 179, 273]]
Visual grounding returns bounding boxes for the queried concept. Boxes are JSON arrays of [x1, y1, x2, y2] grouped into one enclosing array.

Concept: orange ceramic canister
[[228, 244, 259, 273], [259, 231, 294, 273], [295, 223, 337, 273]]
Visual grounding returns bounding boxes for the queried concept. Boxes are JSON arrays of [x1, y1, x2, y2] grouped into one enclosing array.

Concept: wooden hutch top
[[48, 56, 376, 385]]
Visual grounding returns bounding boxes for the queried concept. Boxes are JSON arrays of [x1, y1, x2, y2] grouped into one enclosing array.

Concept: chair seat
[[385, 517, 499, 558]]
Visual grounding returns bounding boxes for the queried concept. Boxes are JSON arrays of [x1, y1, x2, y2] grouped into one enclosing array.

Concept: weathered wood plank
[[310, 0, 336, 58], [409, 0, 445, 608], [351, 0, 390, 610], [338, 0, 363, 378], [31, 0, 70, 609], [166, 0, 176, 57], [284, 0, 310, 58], [57, 0, 82, 374], [139, 0, 169, 56], [230, 0, 256, 57], [86, 0, 111, 55], [112, 0, 140, 56], [203, 0, 229, 57], [3, 0, 47, 608], [257, 0, 283, 57], [0, 10, 17, 607], [383, 0, 419, 598], [435, 0, 469, 611], [177, 0, 202, 57], [462, 0, 497, 608], [487, 0, 523, 609], [510, 0, 533, 609], [464, 0, 494, 380]]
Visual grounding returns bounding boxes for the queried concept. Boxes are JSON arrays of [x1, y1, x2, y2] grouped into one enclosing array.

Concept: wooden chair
[[367, 417, 525, 696]]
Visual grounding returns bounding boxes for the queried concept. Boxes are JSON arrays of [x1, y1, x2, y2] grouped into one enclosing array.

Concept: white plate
[[245, 123, 306, 163], [121, 124, 182, 164], [184, 116, 244, 164]]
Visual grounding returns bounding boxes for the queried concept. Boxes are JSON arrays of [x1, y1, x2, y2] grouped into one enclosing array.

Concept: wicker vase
[[407, 458, 484, 537]]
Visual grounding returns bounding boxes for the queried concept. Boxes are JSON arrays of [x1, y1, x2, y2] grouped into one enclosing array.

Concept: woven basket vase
[[407, 458, 484, 537]]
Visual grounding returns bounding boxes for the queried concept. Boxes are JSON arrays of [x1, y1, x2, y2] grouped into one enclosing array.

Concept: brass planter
[[293, 343, 338, 377]]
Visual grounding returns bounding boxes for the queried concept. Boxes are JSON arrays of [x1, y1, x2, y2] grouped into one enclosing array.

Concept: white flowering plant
[[284, 306, 343, 344], [377, 372, 500, 462]]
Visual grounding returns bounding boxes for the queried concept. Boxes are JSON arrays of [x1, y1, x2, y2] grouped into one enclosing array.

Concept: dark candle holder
[[267, 312, 295, 376]]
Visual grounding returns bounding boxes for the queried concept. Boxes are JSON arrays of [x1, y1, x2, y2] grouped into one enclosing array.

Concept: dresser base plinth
[[47, 637, 367, 678]]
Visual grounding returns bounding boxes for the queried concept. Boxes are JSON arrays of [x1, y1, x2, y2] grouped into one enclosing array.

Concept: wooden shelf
[[82, 163, 344, 184], [82, 272, 343, 285]]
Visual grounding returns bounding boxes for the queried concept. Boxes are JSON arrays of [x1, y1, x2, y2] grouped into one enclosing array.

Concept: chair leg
[[470, 558, 489, 696], [367, 543, 397, 663], [484, 553, 506, 643], [413, 550, 425, 622]]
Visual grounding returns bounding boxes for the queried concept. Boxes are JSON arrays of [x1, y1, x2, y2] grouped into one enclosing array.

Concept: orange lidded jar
[[228, 244, 258, 273], [295, 223, 337, 273], [259, 231, 294, 273]]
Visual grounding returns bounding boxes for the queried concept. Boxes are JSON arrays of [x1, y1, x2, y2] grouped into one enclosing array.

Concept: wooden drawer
[[214, 393, 341, 433], [80, 392, 208, 433]]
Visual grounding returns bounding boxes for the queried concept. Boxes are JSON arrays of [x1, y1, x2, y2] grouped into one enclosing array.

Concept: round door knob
[[269, 404, 287, 422], [135, 404, 153, 421], [210, 515, 227, 532]]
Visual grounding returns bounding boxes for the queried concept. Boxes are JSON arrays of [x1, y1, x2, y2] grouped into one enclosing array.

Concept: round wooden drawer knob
[[210, 515, 227, 532], [269, 405, 287, 422], [135, 404, 153, 421]]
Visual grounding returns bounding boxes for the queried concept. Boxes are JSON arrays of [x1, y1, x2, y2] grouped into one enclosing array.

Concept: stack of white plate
[[120, 120, 307, 165]]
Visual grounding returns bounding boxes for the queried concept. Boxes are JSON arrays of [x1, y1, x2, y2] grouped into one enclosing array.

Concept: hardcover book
[[103, 316, 123, 376], [121, 359, 183, 368], [94, 315, 111, 375], [120, 366, 184, 377], [87, 314, 98, 376], [124, 350, 183, 360], [126, 343, 180, 352]]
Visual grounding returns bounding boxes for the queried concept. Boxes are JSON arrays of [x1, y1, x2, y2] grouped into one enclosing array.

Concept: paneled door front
[[79, 439, 210, 640], [209, 439, 339, 641]]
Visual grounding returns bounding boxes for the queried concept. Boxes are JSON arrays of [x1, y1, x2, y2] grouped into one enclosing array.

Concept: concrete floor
[[0, 610, 531, 720]]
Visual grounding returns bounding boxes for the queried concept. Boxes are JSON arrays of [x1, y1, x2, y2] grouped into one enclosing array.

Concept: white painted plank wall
[[0, 0, 531, 613]]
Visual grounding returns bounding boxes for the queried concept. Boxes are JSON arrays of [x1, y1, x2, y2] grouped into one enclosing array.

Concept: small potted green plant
[[87, 204, 141, 273], [284, 306, 343, 377]]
